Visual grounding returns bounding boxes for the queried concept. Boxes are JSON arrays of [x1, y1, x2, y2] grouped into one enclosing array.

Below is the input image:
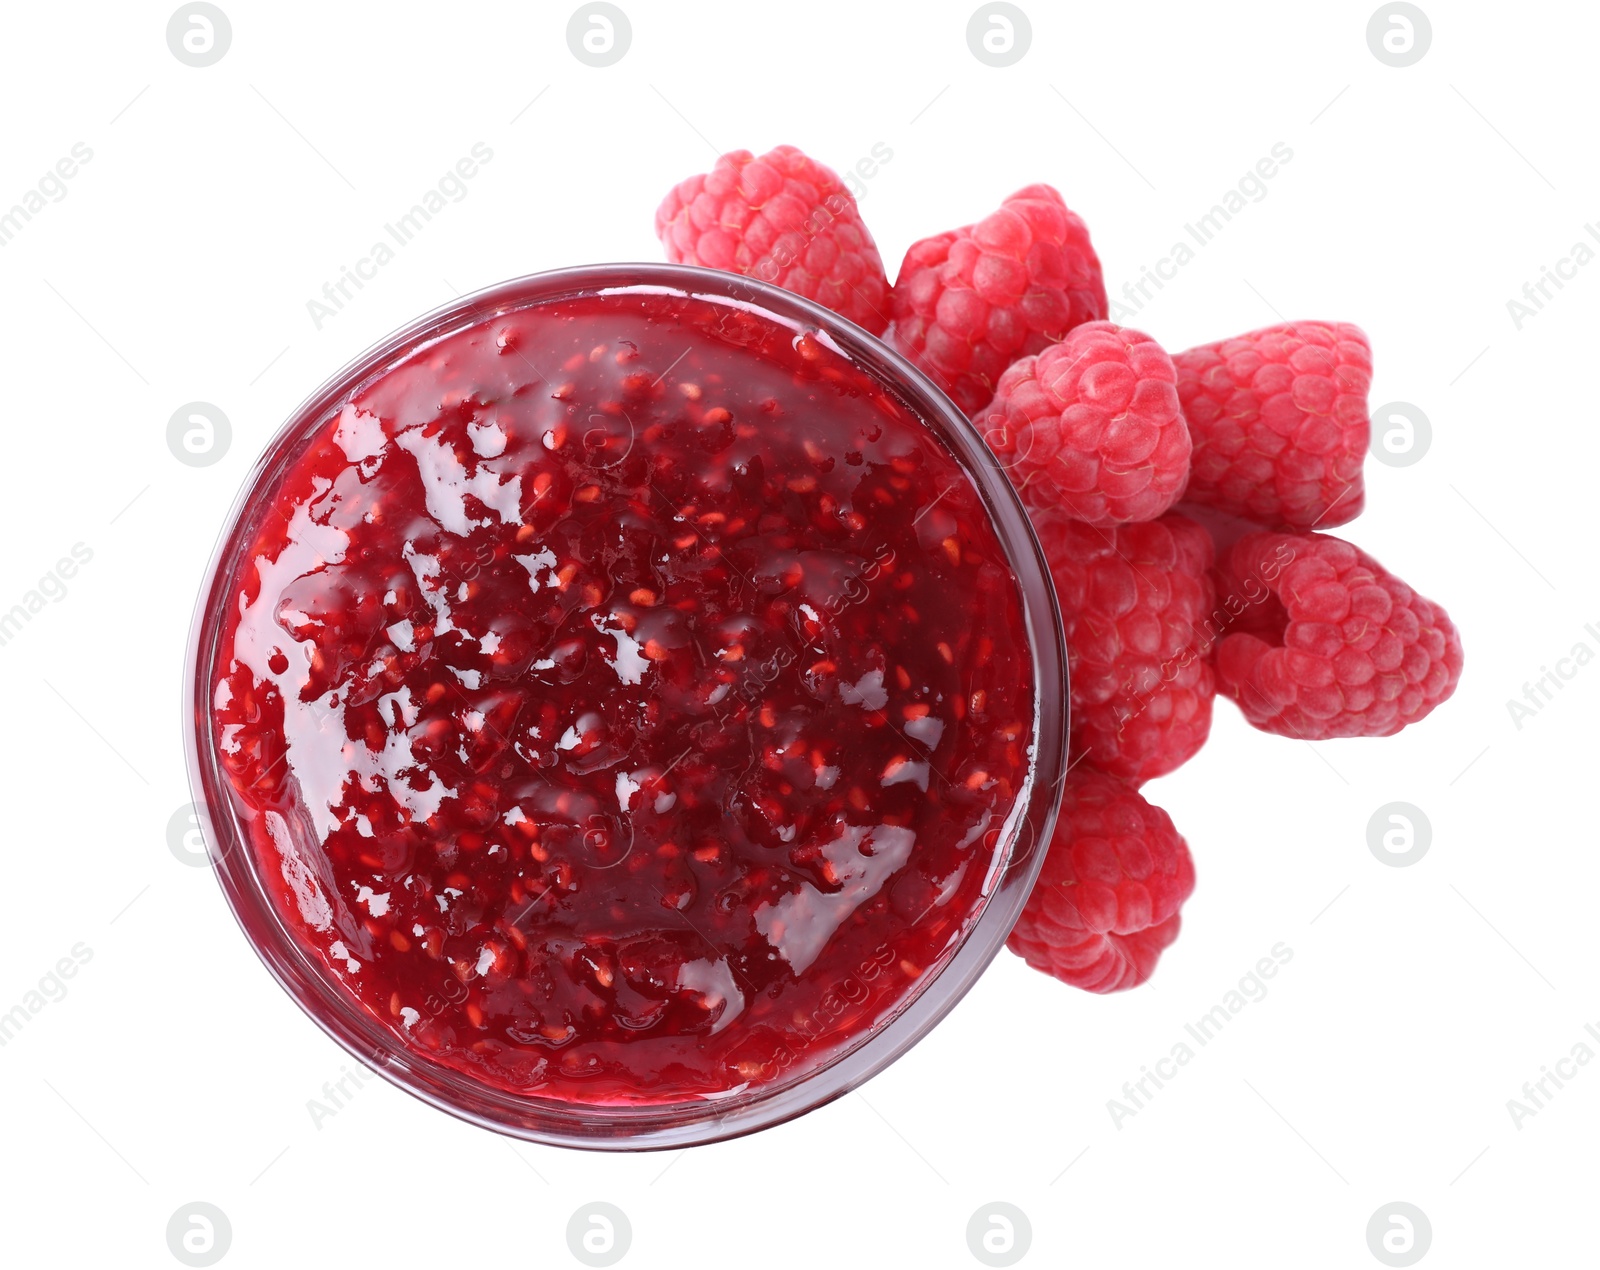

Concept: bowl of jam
[[184, 264, 1066, 1148]]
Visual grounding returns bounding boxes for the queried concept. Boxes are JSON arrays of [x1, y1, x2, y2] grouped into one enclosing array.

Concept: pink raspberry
[[889, 184, 1107, 414], [980, 321, 1190, 525], [1174, 322, 1371, 529], [1007, 769, 1195, 993], [1036, 512, 1216, 783], [655, 145, 891, 334], [1211, 530, 1463, 739]]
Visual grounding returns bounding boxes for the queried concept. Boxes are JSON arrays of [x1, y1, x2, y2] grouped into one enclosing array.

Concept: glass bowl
[[183, 263, 1066, 1150]]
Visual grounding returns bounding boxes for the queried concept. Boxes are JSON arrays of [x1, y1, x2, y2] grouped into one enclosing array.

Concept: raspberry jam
[[202, 272, 1045, 1116]]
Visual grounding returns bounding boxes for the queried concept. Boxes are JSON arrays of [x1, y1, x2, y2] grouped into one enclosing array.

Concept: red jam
[[211, 286, 1035, 1103]]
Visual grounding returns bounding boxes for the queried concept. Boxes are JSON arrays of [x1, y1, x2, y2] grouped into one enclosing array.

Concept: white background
[[0, 1, 1593, 1266]]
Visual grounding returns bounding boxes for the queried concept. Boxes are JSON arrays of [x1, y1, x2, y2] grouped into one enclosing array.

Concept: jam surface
[[212, 285, 1035, 1103]]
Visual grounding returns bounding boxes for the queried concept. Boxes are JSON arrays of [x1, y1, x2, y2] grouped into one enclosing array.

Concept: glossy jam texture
[[212, 288, 1035, 1103]]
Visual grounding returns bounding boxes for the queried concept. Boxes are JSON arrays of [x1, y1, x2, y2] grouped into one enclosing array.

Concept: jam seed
[[389, 930, 411, 952]]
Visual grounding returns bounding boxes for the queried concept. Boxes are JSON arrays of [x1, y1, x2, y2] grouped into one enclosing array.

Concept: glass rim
[[182, 262, 1068, 1151]]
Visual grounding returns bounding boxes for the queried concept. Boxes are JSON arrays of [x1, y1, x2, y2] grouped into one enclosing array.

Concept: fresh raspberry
[[1212, 530, 1463, 738], [1036, 512, 1216, 783], [1174, 322, 1372, 529], [1007, 769, 1195, 993], [980, 321, 1190, 525], [655, 145, 891, 334], [889, 185, 1107, 414]]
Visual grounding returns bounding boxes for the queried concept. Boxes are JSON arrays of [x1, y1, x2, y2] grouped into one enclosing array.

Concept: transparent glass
[[183, 263, 1067, 1150]]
